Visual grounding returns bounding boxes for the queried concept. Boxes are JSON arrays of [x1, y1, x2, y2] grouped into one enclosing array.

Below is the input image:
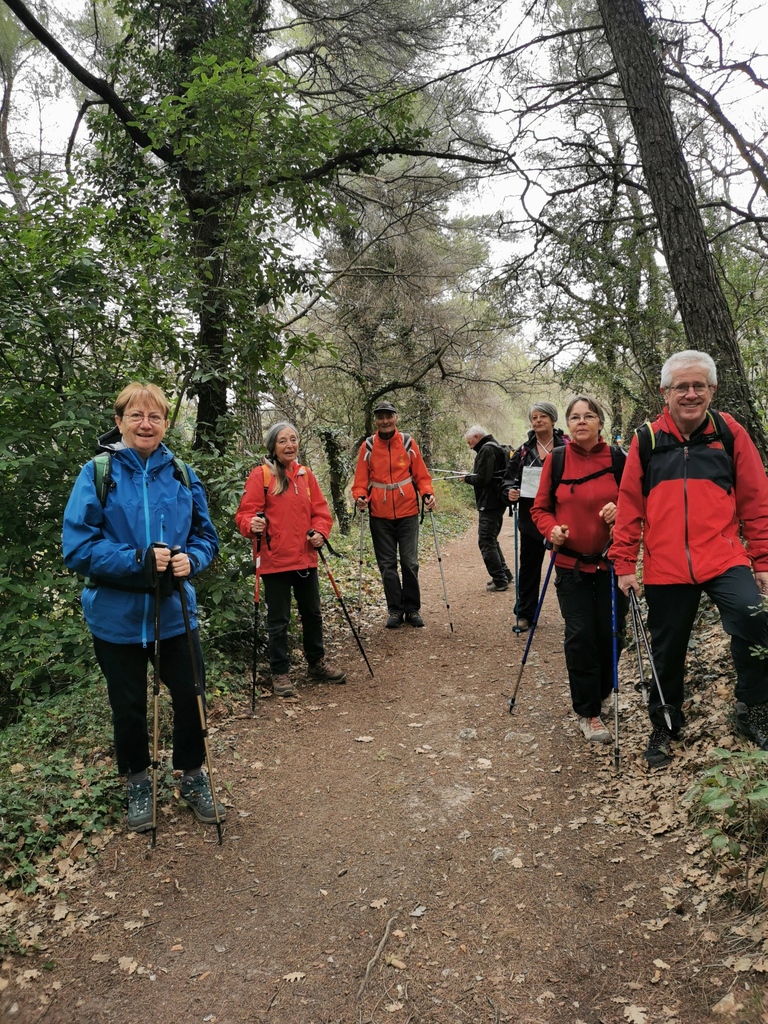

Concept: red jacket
[[531, 441, 618, 573], [612, 408, 768, 584], [351, 431, 433, 519], [235, 461, 333, 574]]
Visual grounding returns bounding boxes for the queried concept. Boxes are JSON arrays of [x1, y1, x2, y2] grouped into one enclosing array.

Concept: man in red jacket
[[352, 401, 436, 629], [613, 350, 768, 766]]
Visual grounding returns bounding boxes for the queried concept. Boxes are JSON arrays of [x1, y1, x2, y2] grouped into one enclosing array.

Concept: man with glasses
[[352, 401, 435, 629], [612, 350, 768, 766]]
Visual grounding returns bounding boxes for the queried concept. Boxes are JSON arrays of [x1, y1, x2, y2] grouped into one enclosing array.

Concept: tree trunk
[[595, 0, 768, 458], [318, 428, 352, 535]]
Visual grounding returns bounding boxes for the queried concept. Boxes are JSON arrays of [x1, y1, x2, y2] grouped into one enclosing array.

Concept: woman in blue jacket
[[62, 383, 223, 833]]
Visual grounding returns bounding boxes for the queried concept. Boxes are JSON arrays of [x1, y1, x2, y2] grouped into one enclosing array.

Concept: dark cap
[[373, 401, 397, 415]]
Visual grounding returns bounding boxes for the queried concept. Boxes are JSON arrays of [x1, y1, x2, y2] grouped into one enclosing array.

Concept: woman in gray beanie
[[502, 402, 568, 628]]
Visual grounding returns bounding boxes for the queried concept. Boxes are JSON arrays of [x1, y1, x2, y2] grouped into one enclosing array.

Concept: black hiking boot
[[644, 725, 674, 767], [735, 701, 768, 750]]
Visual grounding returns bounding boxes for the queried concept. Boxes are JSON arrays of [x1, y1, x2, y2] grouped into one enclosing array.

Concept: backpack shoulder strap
[[610, 445, 627, 487], [707, 409, 735, 459], [548, 445, 567, 507], [172, 457, 192, 489], [402, 432, 413, 458], [364, 435, 374, 461], [92, 452, 112, 506]]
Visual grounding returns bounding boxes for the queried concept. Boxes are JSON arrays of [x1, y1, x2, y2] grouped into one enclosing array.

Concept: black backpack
[[548, 444, 626, 507], [634, 409, 734, 496]]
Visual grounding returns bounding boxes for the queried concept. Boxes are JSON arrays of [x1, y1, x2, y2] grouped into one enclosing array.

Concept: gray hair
[[529, 401, 558, 424], [265, 420, 299, 456], [565, 394, 606, 428], [661, 350, 717, 388], [465, 424, 488, 440], [263, 421, 299, 495]]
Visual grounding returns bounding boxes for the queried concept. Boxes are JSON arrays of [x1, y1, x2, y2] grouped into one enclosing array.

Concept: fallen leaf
[[384, 1002, 404, 1012], [410, 905, 426, 917], [355, 736, 374, 743], [91, 953, 110, 963], [283, 971, 306, 982], [386, 955, 406, 970], [624, 1006, 648, 1023], [118, 957, 138, 975], [370, 898, 388, 909]]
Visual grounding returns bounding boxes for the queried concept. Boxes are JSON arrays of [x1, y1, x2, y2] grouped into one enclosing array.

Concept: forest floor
[[2, 522, 768, 1024]]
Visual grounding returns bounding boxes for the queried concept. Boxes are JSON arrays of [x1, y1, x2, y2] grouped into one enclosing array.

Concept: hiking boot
[[735, 701, 768, 750], [512, 617, 530, 632], [386, 613, 404, 629], [644, 724, 673, 767], [404, 611, 425, 627], [180, 773, 226, 825], [272, 674, 296, 697], [486, 581, 509, 592], [578, 715, 611, 744], [308, 659, 347, 684], [126, 778, 153, 833]]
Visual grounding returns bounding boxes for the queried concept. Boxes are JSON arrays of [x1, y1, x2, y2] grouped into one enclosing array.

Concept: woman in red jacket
[[532, 396, 627, 745], [235, 422, 346, 697]]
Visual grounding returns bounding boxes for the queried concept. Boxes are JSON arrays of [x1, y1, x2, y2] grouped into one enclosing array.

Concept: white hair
[[661, 350, 717, 388], [465, 424, 487, 440]]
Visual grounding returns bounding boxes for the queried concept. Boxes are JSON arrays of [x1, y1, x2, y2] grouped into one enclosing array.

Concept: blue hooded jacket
[[62, 441, 219, 645]]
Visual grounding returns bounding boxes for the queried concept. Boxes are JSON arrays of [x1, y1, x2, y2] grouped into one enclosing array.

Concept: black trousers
[[93, 631, 206, 776], [554, 567, 628, 717], [369, 514, 421, 614], [478, 509, 511, 585], [263, 569, 325, 675], [645, 566, 768, 732], [516, 530, 548, 620]]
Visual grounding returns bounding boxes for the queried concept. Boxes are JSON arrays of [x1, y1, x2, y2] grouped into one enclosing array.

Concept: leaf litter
[[1, 531, 767, 1021]]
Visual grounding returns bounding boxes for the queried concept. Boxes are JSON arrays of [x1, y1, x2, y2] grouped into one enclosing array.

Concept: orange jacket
[[351, 431, 433, 519], [235, 461, 333, 574]]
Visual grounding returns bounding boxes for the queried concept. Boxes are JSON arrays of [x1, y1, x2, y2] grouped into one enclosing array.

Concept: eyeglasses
[[124, 412, 165, 425], [666, 383, 711, 396], [567, 413, 599, 422]]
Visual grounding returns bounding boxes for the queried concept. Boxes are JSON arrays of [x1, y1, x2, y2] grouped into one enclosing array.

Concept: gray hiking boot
[[179, 774, 226, 825], [307, 659, 346, 684], [127, 778, 153, 833], [578, 715, 611, 744], [735, 701, 768, 750]]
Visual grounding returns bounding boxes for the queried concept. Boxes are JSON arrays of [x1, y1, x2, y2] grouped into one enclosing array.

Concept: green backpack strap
[[92, 453, 113, 506], [92, 452, 191, 507]]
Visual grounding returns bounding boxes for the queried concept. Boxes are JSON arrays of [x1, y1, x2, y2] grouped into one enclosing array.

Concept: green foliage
[[0, 679, 124, 897], [687, 748, 768, 907]]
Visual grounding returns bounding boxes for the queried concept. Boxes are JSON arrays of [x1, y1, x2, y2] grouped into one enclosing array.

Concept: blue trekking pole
[[609, 561, 621, 772], [508, 546, 557, 713], [511, 503, 523, 634]]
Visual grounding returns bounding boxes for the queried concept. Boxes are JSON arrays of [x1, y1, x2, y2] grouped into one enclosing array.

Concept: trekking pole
[[174, 554, 224, 845], [428, 510, 454, 633], [629, 595, 650, 705], [508, 545, 557, 713], [628, 588, 674, 732], [511, 503, 522, 634], [357, 509, 365, 626], [150, 549, 162, 849], [311, 534, 375, 677], [251, 528, 263, 713], [609, 561, 621, 772]]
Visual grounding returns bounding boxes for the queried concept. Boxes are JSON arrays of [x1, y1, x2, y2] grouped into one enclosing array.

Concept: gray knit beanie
[[529, 401, 558, 424]]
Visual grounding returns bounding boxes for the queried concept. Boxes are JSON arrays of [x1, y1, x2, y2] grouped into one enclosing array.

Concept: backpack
[[92, 451, 192, 506], [364, 431, 413, 461], [634, 409, 734, 496], [548, 443, 626, 507]]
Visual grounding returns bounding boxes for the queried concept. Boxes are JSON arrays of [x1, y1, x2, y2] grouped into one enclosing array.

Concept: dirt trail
[[0, 520, 753, 1024]]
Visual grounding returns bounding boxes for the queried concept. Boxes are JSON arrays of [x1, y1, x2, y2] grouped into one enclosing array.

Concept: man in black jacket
[[462, 426, 512, 592]]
